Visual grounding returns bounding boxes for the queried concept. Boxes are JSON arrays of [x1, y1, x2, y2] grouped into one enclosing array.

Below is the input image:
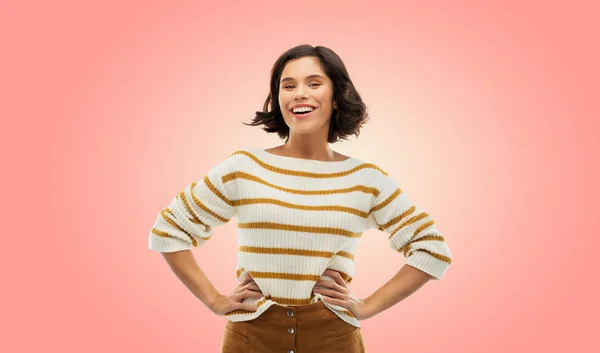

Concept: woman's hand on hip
[[312, 269, 372, 320], [210, 274, 264, 316]]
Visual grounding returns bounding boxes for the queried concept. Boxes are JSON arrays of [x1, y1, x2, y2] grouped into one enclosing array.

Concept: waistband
[[258, 300, 338, 324]]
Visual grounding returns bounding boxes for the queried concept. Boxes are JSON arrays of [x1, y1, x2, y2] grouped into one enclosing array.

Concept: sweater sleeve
[[148, 154, 237, 253], [366, 170, 452, 280]]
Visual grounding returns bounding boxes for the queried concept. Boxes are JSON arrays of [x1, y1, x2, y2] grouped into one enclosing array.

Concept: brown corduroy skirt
[[221, 301, 366, 353]]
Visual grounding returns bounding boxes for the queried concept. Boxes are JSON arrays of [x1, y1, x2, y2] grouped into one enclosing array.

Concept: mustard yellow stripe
[[236, 268, 245, 278], [250, 271, 321, 281], [225, 297, 270, 316], [403, 243, 411, 256], [165, 207, 201, 226], [319, 269, 354, 283], [178, 192, 206, 226], [223, 171, 380, 197], [151, 227, 171, 238], [335, 270, 353, 283], [256, 297, 269, 307], [159, 209, 198, 247], [400, 233, 444, 256], [238, 222, 363, 238], [411, 234, 445, 243], [336, 251, 354, 260], [388, 212, 429, 239], [236, 266, 353, 283], [342, 310, 356, 318], [165, 207, 212, 240], [378, 205, 416, 230], [232, 198, 368, 218], [150, 227, 211, 243], [239, 246, 335, 258], [203, 175, 234, 207], [226, 295, 317, 315], [190, 182, 230, 223], [370, 188, 402, 213], [408, 249, 453, 265], [401, 220, 437, 254], [269, 295, 315, 305], [413, 220, 436, 238], [229, 150, 389, 178]]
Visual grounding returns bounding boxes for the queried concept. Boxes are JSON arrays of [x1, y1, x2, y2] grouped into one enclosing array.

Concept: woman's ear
[[333, 101, 337, 109]]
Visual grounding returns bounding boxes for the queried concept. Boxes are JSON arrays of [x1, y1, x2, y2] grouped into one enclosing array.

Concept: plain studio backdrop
[[1, 1, 598, 352]]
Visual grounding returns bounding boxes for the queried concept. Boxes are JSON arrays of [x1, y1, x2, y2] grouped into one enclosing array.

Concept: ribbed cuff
[[405, 251, 451, 280], [148, 234, 193, 253]]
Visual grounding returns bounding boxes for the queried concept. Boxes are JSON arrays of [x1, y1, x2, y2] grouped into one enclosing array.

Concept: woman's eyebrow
[[281, 74, 325, 83]]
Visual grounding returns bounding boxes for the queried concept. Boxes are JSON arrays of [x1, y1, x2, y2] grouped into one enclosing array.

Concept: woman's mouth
[[291, 107, 317, 119]]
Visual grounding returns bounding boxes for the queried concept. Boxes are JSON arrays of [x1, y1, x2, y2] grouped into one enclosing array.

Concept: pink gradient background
[[2, 0, 598, 352]]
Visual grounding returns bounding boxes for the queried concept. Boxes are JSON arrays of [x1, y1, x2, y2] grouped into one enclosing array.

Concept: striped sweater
[[148, 147, 453, 327]]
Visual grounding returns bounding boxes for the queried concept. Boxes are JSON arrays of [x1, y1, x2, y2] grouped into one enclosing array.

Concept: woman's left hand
[[312, 269, 372, 320]]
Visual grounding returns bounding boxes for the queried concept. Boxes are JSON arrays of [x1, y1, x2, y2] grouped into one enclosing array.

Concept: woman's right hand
[[210, 274, 264, 316]]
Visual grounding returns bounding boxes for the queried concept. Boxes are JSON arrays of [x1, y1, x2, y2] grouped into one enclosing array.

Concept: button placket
[[285, 308, 297, 353]]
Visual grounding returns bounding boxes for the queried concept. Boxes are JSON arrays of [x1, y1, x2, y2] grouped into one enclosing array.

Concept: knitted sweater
[[148, 147, 453, 327]]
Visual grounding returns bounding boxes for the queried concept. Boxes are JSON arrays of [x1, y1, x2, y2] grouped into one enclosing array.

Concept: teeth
[[293, 106, 314, 113]]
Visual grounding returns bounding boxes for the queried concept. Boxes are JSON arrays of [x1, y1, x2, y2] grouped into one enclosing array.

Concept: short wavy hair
[[244, 44, 369, 143]]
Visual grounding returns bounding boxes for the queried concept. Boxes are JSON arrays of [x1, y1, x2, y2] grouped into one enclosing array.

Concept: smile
[[290, 107, 318, 119]]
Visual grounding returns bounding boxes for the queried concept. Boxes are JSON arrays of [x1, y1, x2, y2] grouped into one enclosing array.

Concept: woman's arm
[[362, 265, 433, 319], [161, 250, 262, 314], [149, 153, 263, 314], [313, 266, 432, 320], [161, 250, 220, 309]]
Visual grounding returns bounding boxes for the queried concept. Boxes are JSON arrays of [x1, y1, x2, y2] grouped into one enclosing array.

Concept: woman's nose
[[294, 85, 309, 99]]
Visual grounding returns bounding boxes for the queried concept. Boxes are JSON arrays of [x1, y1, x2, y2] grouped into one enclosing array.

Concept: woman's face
[[278, 56, 336, 139]]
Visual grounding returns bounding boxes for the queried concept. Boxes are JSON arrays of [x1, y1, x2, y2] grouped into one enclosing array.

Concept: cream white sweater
[[148, 147, 453, 327]]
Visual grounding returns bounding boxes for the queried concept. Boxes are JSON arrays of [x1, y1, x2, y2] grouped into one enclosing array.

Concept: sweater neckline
[[249, 147, 358, 166]]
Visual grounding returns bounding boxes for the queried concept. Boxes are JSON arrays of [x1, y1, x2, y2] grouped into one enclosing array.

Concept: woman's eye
[[282, 83, 320, 89]]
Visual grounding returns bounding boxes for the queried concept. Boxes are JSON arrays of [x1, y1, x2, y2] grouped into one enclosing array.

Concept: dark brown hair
[[243, 44, 369, 143]]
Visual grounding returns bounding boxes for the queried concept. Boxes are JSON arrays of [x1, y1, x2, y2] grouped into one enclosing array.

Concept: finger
[[244, 290, 265, 299], [236, 303, 258, 312], [319, 275, 344, 289], [322, 296, 349, 309], [242, 283, 264, 296], [240, 274, 254, 285], [232, 284, 247, 296], [313, 287, 347, 300], [315, 279, 346, 294], [235, 282, 259, 295], [314, 280, 338, 291], [323, 270, 347, 287], [241, 283, 253, 291], [323, 270, 347, 286], [314, 280, 334, 286], [234, 289, 264, 302], [248, 282, 262, 291]]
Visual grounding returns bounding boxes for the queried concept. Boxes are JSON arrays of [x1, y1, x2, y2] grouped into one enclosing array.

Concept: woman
[[149, 44, 453, 352]]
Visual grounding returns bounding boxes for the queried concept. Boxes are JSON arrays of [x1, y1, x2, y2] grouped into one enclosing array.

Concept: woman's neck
[[266, 143, 349, 162]]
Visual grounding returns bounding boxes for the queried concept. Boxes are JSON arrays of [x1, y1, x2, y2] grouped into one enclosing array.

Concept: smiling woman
[[149, 44, 453, 353], [244, 44, 369, 146]]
